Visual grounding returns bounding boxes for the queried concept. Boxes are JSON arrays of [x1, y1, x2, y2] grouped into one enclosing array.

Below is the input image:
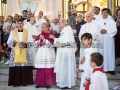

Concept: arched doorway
[[76, 1, 92, 18]]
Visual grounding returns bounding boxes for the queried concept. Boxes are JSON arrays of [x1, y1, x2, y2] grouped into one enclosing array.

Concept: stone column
[[7, 0, 21, 16], [35, 0, 47, 17], [53, 0, 61, 18], [47, 0, 54, 19]]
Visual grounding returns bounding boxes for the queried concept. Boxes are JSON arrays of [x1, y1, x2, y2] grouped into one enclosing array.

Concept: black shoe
[[60, 87, 71, 89], [46, 86, 50, 89], [35, 86, 42, 88], [108, 71, 116, 75]]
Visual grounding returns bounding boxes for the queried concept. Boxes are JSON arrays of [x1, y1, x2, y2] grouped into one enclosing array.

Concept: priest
[[97, 8, 117, 75], [24, 17, 38, 66], [79, 11, 101, 64], [34, 11, 46, 33], [92, 6, 102, 22], [49, 18, 76, 89], [7, 19, 33, 87]]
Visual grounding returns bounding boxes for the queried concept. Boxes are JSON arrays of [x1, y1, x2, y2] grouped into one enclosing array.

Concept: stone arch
[[76, 1, 92, 8]]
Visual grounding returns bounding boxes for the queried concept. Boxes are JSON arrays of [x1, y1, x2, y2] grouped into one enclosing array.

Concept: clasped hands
[[101, 29, 107, 34], [13, 40, 26, 47], [49, 34, 55, 40]]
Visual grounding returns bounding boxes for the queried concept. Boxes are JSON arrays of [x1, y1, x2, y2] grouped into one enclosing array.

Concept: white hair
[[77, 13, 83, 19], [60, 18, 67, 25], [86, 11, 93, 17]]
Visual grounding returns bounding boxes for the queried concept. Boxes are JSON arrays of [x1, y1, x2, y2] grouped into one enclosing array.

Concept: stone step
[[0, 67, 120, 80], [0, 80, 117, 90]]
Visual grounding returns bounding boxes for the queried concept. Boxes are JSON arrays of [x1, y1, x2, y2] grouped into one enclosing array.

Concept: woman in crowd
[[2, 15, 16, 42]]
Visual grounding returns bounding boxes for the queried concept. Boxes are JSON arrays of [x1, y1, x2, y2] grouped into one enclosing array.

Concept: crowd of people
[[0, 5, 120, 90]]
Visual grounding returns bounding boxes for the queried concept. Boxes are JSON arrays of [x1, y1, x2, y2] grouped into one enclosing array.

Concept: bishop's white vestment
[[79, 21, 101, 72]]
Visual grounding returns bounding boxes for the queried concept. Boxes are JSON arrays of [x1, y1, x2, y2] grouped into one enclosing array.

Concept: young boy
[[84, 52, 109, 90], [0, 45, 8, 64], [76, 33, 98, 90]]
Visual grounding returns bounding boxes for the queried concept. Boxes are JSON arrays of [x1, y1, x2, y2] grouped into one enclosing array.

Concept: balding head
[[86, 11, 93, 17], [30, 17, 36, 25], [86, 11, 93, 23], [77, 13, 83, 22], [59, 18, 67, 29]]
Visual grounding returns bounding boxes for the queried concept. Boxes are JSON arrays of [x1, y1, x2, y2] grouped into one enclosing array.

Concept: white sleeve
[[107, 21, 117, 38], [12, 23, 17, 28], [79, 25, 84, 42], [7, 31, 13, 48], [23, 24, 27, 29], [92, 24, 101, 41], [54, 31, 66, 45], [27, 31, 33, 42], [2, 23, 6, 29]]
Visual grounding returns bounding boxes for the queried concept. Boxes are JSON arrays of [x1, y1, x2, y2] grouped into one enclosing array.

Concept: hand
[[40, 35, 44, 40], [32, 35, 36, 39], [93, 17, 96, 20], [83, 81, 89, 87], [76, 68, 81, 73], [53, 30, 57, 34], [80, 56, 85, 64], [101, 29, 107, 34], [11, 27, 15, 30], [49, 34, 55, 40], [21, 42, 26, 47], [7, 25, 11, 31], [6, 30, 10, 34], [13, 40, 17, 45]]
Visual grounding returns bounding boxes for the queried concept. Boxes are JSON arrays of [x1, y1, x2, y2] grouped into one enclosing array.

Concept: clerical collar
[[27, 19, 30, 22], [18, 29, 23, 32]]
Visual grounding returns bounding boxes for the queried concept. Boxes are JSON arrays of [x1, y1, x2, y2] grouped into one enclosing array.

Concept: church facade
[[0, 0, 120, 19]]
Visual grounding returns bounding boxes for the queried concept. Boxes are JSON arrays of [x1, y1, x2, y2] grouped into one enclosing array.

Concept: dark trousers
[[76, 36, 80, 51]]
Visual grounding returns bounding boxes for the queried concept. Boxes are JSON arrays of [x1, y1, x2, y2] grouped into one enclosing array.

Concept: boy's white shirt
[[79, 47, 98, 90], [89, 68, 109, 90]]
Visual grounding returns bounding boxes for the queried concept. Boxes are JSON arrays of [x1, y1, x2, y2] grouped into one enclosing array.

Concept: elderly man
[[50, 18, 61, 38], [79, 11, 101, 68], [76, 14, 86, 54], [49, 18, 76, 89], [34, 11, 46, 33], [97, 8, 117, 75], [24, 17, 38, 66]]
